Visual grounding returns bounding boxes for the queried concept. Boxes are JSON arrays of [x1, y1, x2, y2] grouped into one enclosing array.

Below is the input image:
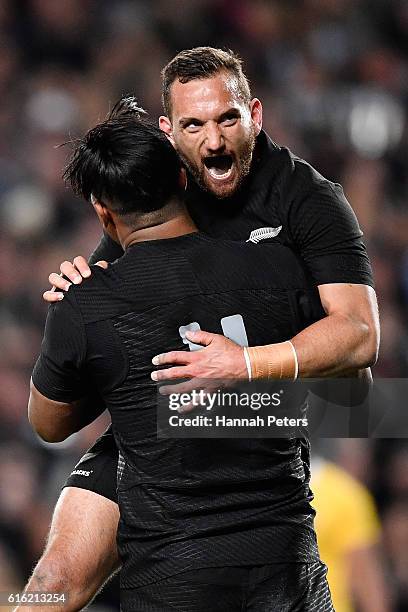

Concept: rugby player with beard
[[19, 48, 379, 611]]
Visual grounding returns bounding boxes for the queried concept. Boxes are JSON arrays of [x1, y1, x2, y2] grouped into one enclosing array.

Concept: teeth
[[206, 166, 233, 180]]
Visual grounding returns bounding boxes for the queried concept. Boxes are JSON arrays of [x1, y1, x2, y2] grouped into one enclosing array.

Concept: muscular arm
[[285, 171, 379, 375], [150, 283, 378, 384], [14, 488, 120, 612], [29, 382, 105, 443], [30, 287, 106, 442], [292, 283, 379, 377]]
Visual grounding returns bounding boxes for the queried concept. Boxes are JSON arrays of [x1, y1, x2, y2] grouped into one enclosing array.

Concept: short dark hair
[[161, 47, 251, 117], [63, 96, 181, 216]]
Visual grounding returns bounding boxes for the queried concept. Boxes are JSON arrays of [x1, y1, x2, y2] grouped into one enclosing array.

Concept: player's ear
[[92, 200, 120, 243], [250, 98, 262, 136], [91, 197, 114, 231], [159, 116, 176, 147]]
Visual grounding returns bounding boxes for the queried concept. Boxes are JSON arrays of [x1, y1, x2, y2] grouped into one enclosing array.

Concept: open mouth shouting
[[203, 154, 234, 182]]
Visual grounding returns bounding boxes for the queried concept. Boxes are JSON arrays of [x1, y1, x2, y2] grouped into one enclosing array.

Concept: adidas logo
[[246, 226, 282, 244]]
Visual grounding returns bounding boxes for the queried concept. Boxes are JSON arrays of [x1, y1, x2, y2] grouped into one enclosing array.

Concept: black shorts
[[63, 426, 119, 503], [121, 562, 333, 612]]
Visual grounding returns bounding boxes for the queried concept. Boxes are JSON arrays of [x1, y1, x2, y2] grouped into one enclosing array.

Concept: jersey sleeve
[[64, 425, 119, 503], [287, 178, 374, 287], [32, 290, 88, 402], [89, 232, 124, 265]]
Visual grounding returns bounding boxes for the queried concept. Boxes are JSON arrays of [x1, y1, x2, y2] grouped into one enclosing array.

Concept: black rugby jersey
[[34, 233, 321, 588], [91, 130, 374, 288]]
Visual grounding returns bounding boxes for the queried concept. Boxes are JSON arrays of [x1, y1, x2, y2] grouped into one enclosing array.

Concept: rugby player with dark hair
[[21, 47, 378, 610], [29, 97, 335, 611]]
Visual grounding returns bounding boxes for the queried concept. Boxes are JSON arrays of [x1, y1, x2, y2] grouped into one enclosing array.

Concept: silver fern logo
[[246, 226, 282, 243]]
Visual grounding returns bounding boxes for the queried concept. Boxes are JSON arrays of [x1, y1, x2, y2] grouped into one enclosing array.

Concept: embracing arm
[[152, 176, 379, 382], [29, 382, 105, 443], [240, 281, 378, 381], [292, 283, 379, 377], [31, 283, 105, 440], [151, 283, 378, 384]]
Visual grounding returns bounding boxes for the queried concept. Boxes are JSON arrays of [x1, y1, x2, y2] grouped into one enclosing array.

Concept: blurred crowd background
[[0, 1, 407, 610]]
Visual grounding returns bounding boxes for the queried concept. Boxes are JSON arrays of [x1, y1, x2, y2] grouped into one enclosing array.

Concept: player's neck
[[122, 212, 198, 248]]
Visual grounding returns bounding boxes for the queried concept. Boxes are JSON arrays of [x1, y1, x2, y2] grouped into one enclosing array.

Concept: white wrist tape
[[287, 341, 299, 380], [243, 346, 252, 382]]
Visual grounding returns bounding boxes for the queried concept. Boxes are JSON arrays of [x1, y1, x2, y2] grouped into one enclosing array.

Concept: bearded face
[[163, 71, 262, 199]]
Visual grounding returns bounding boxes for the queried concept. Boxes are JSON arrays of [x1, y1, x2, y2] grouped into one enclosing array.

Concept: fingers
[[73, 256, 92, 278], [43, 290, 64, 302], [44, 255, 100, 304], [185, 330, 215, 346], [48, 272, 71, 291], [176, 401, 195, 414], [43, 272, 69, 302], [152, 351, 193, 367], [43, 255, 104, 304], [59, 260, 84, 284], [151, 366, 191, 382], [159, 378, 222, 414], [160, 380, 198, 412], [59, 256, 92, 284], [151, 332, 217, 367]]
